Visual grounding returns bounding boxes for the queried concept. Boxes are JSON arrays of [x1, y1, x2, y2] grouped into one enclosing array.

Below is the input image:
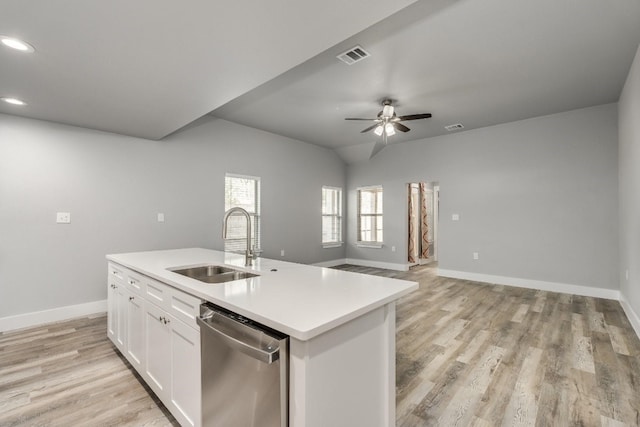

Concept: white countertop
[[106, 248, 417, 341]]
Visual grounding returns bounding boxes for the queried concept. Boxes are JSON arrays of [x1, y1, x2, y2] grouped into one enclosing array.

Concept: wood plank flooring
[[333, 264, 640, 426], [1, 264, 639, 426], [0, 314, 178, 426]]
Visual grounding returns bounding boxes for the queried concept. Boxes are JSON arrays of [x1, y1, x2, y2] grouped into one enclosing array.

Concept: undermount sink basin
[[169, 265, 259, 284]]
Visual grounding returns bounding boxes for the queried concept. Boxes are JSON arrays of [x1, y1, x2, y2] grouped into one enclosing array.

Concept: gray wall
[[619, 44, 640, 314], [347, 104, 619, 290], [0, 114, 346, 318]]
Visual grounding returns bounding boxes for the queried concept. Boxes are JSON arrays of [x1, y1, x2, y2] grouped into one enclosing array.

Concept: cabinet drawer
[[145, 278, 170, 309], [168, 288, 201, 328], [144, 277, 201, 328], [125, 271, 146, 296], [108, 263, 125, 284]]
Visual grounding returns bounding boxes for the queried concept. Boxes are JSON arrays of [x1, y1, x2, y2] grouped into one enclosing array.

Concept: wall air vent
[[445, 123, 464, 131], [337, 45, 371, 65]]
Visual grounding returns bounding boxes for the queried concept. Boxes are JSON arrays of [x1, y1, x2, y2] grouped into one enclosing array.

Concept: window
[[322, 186, 342, 247], [357, 186, 383, 246], [224, 174, 260, 253]]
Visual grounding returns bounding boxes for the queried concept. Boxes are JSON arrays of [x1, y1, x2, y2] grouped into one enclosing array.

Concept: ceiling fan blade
[[396, 113, 432, 121], [345, 117, 379, 121], [360, 123, 380, 133], [370, 139, 386, 159], [394, 122, 410, 132]]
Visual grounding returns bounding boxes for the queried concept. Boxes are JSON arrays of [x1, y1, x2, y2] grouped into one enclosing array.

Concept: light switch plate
[[157, 213, 165, 222], [452, 213, 460, 221], [473, 252, 479, 260], [56, 212, 71, 224]]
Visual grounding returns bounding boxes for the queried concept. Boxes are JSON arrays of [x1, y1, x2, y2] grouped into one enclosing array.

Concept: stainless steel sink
[[169, 265, 259, 284]]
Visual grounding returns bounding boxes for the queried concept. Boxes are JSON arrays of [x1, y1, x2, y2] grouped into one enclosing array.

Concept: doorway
[[407, 182, 439, 265]]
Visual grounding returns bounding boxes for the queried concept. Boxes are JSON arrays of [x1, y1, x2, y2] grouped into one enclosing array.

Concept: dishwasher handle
[[197, 311, 280, 364]]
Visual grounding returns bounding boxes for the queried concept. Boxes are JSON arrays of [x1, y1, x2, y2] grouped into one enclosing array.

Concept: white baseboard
[[312, 258, 409, 271], [313, 259, 348, 268], [0, 300, 107, 333], [437, 269, 620, 300], [345, 258, 410, 272], [619, 293, 640, 340]]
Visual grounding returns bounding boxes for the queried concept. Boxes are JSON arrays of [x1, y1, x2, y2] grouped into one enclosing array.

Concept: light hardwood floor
[[0, 314, 179, 426], [334, 264, 640, 426], [1, 264, 639, 426]]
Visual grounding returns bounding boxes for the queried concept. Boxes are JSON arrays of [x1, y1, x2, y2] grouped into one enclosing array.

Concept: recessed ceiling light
[[1, 97, 27, 106], [0, 36, 35, 53]]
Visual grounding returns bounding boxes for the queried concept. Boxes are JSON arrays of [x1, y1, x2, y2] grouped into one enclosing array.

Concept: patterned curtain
[[408, 185, 417, 263], [419, 182, 430, 259]]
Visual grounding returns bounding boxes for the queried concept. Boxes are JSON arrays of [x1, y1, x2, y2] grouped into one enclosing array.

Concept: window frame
[[224, 173, 261, 253], [321, 186, 343, 248], [357, 185, 384, 248]]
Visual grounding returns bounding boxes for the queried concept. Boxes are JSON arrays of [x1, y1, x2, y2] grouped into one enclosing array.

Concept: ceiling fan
[[345, 100, 432, 158]]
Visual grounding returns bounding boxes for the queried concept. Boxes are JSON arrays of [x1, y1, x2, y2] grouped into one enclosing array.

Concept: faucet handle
[[252, 248, 262, 259]]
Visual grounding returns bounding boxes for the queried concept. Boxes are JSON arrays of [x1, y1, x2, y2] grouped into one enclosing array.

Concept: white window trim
[[225, 172, 261, 252], [226, 172, 261, 181], [356, 243, 384, 249], [322, 185, 343, 248], [356, 184, 383, 246], [323, 242, 343, 249]]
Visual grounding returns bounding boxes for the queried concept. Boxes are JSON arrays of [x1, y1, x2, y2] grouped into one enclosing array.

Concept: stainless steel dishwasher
[[197, 303, 289, 427]]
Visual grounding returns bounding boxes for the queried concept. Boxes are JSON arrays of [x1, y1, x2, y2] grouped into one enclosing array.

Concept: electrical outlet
[[281, 249, 285, 257], [56, 212, 71, 224], [452, 213, 460, 221], [391, 246, 396, 252], [157, 213, 165, 222], [473, 252, 479, 260]]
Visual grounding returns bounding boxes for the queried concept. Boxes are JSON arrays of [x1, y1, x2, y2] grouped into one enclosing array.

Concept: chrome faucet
[[222, 207, 254, 266]]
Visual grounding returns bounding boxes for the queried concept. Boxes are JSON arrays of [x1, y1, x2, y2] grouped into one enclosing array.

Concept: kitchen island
[[106, 248, 417, 427]]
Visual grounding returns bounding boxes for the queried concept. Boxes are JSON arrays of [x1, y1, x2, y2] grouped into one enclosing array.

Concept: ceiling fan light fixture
[[385, 123, 396, 136], [374, 125, 384, 136], [382, 104, 394, 118]]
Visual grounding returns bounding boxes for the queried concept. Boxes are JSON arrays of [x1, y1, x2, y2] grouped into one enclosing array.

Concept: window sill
[[356, 243, 383, 249], [322, 242, 343, 249]]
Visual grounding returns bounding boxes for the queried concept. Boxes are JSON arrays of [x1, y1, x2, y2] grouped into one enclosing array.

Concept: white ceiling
[[2, 1, 639, 163], [0, 0, 416, 139], [213, 0, 640, 162]]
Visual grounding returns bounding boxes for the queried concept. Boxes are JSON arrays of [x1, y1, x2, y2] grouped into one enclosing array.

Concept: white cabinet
[[107, 262, 201, 427], [144, 301, 171, 395], [126, 292, 145, 370], [144, 300, 201, 427], [107, 280, 127, 352], [169, 316, 200, 427]]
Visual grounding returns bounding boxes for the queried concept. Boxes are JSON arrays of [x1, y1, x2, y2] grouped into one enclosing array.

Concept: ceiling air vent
[[445, 123, 464, 131], [337, 45, 370, 65]]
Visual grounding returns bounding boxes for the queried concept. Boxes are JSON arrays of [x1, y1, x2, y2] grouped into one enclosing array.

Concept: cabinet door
[[108, 284, 128, 354], [107, 283, 118, 342], [145, 302, 171, 398], [126, 292, 145, 370], [170, 317, 201, 427]]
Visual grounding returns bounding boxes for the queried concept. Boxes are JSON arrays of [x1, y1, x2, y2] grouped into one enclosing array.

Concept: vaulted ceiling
[[0, 0, 416, 139], [213, 0, 640, 162], [2, 0, 640, 163]]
